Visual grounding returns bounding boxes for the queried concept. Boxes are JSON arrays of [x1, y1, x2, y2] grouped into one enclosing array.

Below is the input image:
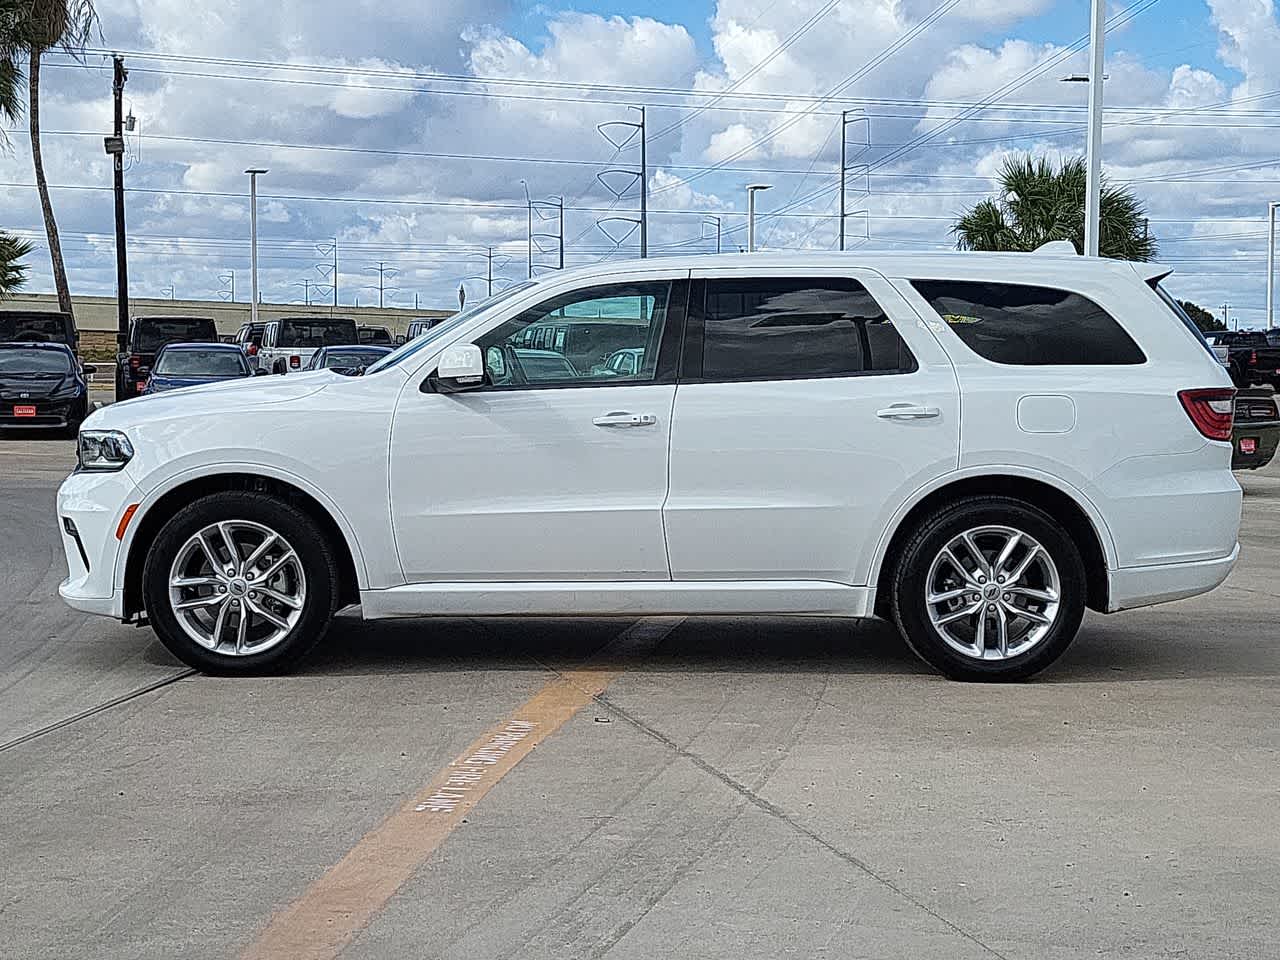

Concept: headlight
[[77, 430, 134, 472]]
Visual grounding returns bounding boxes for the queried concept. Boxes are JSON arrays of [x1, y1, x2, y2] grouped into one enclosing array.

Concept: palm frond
[[0, 228, 34, 297]]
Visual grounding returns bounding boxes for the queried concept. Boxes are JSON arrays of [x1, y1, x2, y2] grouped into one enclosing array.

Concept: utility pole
[[295, 279, 312, 305], [1267, 201, 1277, 331], [245, 168, 267, 325], [218, 270, 235, 302], [1221, 302, 1232, 330], [703, 215, 721, 254], [1083, 0, 1106, 257], [365, 262, 397, 308], [839, 110, 849, 251], [107, 55, 129, 357], [522, 180, 533, 279], [332, 238, 338, 307], [557, 198, 565, 269], [747, 184, 772, 252], [638, 106, 647, 258]]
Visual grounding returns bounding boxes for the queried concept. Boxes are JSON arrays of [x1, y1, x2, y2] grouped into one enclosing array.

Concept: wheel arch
[[121, 470, 363, 619], [872, 470, 1114, 615]]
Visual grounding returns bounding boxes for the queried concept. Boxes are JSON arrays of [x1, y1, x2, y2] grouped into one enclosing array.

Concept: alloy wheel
[[167, 520, 307, 656]]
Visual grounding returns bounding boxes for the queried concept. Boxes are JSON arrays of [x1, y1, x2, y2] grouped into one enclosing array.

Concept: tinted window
[[133, 318, 218, 353], [914, 280, 1145, 365], [280, 319, 358, 347], [476, 282, 671, 388], [0, 348, 72, 374], [154, 349, 248, 376], [701, 278, 915, 381], [321, 349, 389, 369], [0, 313, 73, 345]]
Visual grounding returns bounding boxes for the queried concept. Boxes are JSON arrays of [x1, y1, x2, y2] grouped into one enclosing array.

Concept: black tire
[[142, 491, 340, 674], [890, 495, 1087, 682]]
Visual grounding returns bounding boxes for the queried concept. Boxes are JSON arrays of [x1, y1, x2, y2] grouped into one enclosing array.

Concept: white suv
[[57, 251, 1241, 681]]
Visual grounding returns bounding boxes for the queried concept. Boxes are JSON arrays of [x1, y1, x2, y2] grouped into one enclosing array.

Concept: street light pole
[[1268, 201, 1278, 331], [245, 168, 267, 325], [1083, 0, 1106, 257], [747, 184, 772, 252]]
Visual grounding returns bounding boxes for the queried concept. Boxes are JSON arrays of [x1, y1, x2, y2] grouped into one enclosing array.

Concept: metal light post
[[245, 168, 267, 324], [1083, 0, 1106, 257], [1268, 201, 1278, 331], [747, 184, 772, 253]]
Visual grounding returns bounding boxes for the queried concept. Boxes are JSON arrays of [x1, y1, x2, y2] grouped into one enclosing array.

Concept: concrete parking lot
[[2, 436, 1278, 959]]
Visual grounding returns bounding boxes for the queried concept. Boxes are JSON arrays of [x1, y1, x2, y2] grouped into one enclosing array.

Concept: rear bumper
[[1231, 422, 1280, 471], [1107, 544, 1239, 612]]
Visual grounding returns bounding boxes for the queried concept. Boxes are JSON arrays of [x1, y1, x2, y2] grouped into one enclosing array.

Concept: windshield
[[0, 348, 72, 375], [154, 349, 248, 377], [364, 281, 537, 375], [280, 319, 357, 347], [134, 319, 217, 353], [323, 349, 389, 368]]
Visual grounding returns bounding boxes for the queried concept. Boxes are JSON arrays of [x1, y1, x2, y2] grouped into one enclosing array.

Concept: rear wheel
[[142, 492, 339, 673], [891, 496, 1086, 682]]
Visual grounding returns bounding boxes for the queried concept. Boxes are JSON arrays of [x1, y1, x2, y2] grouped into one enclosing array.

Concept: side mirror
[[430, 343, 485, 393], [81, 364, 97, 376]]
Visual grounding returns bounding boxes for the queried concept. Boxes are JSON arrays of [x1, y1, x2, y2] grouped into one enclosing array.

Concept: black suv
[[0, 342, 92, 435], [0, 310, 77, 348], [117, 315, 218, 400]]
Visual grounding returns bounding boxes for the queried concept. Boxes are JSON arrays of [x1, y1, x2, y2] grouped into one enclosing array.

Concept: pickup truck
[[1232, 389, 1280, 471], [1205, 330, 1280, 388]]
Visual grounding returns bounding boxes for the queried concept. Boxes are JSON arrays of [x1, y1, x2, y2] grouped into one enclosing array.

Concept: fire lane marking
[[239, 617, 682, 960]]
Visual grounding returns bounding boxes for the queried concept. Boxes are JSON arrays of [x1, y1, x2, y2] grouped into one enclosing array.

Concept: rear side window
[[700, 277, 916, 381], [914, 280, 1145, 365]]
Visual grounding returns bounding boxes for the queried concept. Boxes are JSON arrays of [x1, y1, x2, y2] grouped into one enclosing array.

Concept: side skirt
[[359, 580, 874, 619]]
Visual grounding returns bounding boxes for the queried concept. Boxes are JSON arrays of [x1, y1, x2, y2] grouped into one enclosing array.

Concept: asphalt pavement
[[1, 437, 1277, 959]]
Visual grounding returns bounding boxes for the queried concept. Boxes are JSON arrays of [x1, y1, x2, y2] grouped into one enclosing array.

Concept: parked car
[[1203, 330, 1280, 388], [58, 251, 1241, 682], [116, 315, 218, 401], [304, 345, 393, 374], [232, 321, 268, 370], [404, 317, 447, 342], [0, 341, 92, 435], [257, 316, 358, 374], [141, 343, 259, 395], [1231, 388, 1280, 471], [357, 325, 393, 346], [0, 309, 77, 348]]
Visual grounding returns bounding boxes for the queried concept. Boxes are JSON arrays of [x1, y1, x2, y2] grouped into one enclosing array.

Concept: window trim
[[678, 275, 920, 385], [429, 278, 690, 394]]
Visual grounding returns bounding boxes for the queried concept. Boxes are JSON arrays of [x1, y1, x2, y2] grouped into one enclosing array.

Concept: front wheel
[[142, 492, 340, 673], [890, 496, 1087, 682]]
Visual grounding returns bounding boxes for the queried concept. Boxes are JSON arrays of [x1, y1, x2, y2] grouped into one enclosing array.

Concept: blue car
[[303, 344, 393, 374], [142, 342, 258, 395]]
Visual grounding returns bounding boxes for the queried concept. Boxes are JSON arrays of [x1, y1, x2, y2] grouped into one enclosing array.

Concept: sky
[[0, 0, 1276, 326]]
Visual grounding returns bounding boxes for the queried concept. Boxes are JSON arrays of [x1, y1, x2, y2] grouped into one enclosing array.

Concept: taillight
[[1249, 350, 1258, 366], [290, 355, 300, 368], [1178, 388, 1236, 441], [247, 343, 258, 356], [136, 381, 148, 393], [129, 354, 142, 369]]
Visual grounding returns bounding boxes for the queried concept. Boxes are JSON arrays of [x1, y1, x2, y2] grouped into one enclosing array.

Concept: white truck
[[257, 317, 358, 374]]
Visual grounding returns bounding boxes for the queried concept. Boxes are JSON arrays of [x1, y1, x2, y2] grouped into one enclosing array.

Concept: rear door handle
[[593, 412, 658, 428], [876, 404, 941, 420]]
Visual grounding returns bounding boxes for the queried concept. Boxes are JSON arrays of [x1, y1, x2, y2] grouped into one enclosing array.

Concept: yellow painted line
[[240, 618, 680, 960]]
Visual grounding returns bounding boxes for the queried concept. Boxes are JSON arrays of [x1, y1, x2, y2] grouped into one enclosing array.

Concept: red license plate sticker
[[1240, 437, 1258, 455], [13, 405, 36, 417]]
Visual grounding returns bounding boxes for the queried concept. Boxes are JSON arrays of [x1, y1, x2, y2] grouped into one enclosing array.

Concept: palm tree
[[953, 155, 1157, 261], [0, 229, 34, 297], [0, 0, 98, 319]]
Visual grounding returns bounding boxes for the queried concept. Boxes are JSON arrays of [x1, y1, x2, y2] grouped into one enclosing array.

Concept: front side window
[[475, 282, 672, 388], [914, 280, 1146, 365], [700, 277, 916, 381]]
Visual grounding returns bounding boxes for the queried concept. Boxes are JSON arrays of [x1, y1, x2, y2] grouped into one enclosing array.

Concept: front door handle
[[593, 412, 658, 428], [876, 403, 941, 420]]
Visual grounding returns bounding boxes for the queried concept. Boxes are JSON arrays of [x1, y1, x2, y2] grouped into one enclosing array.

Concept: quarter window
[[475, 282, 672, 388], [700, 277, 916, 381], [913, 280, 1145, 365]]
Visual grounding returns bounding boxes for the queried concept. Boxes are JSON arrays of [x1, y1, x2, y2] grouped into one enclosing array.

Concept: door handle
[[593, 412, 658, 428], [876, 403, 941, 420]]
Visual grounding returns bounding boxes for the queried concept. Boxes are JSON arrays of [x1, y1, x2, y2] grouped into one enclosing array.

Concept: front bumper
[[0, 397, 81, 428], [1107, 544, 1239, 612], [55, 468, 141, 620]]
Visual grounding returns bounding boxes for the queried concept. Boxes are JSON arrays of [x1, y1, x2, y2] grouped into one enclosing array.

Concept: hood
[[147, 372, 249, 392], [89, 369, 336, 430], [0, 371, 79, 400]]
